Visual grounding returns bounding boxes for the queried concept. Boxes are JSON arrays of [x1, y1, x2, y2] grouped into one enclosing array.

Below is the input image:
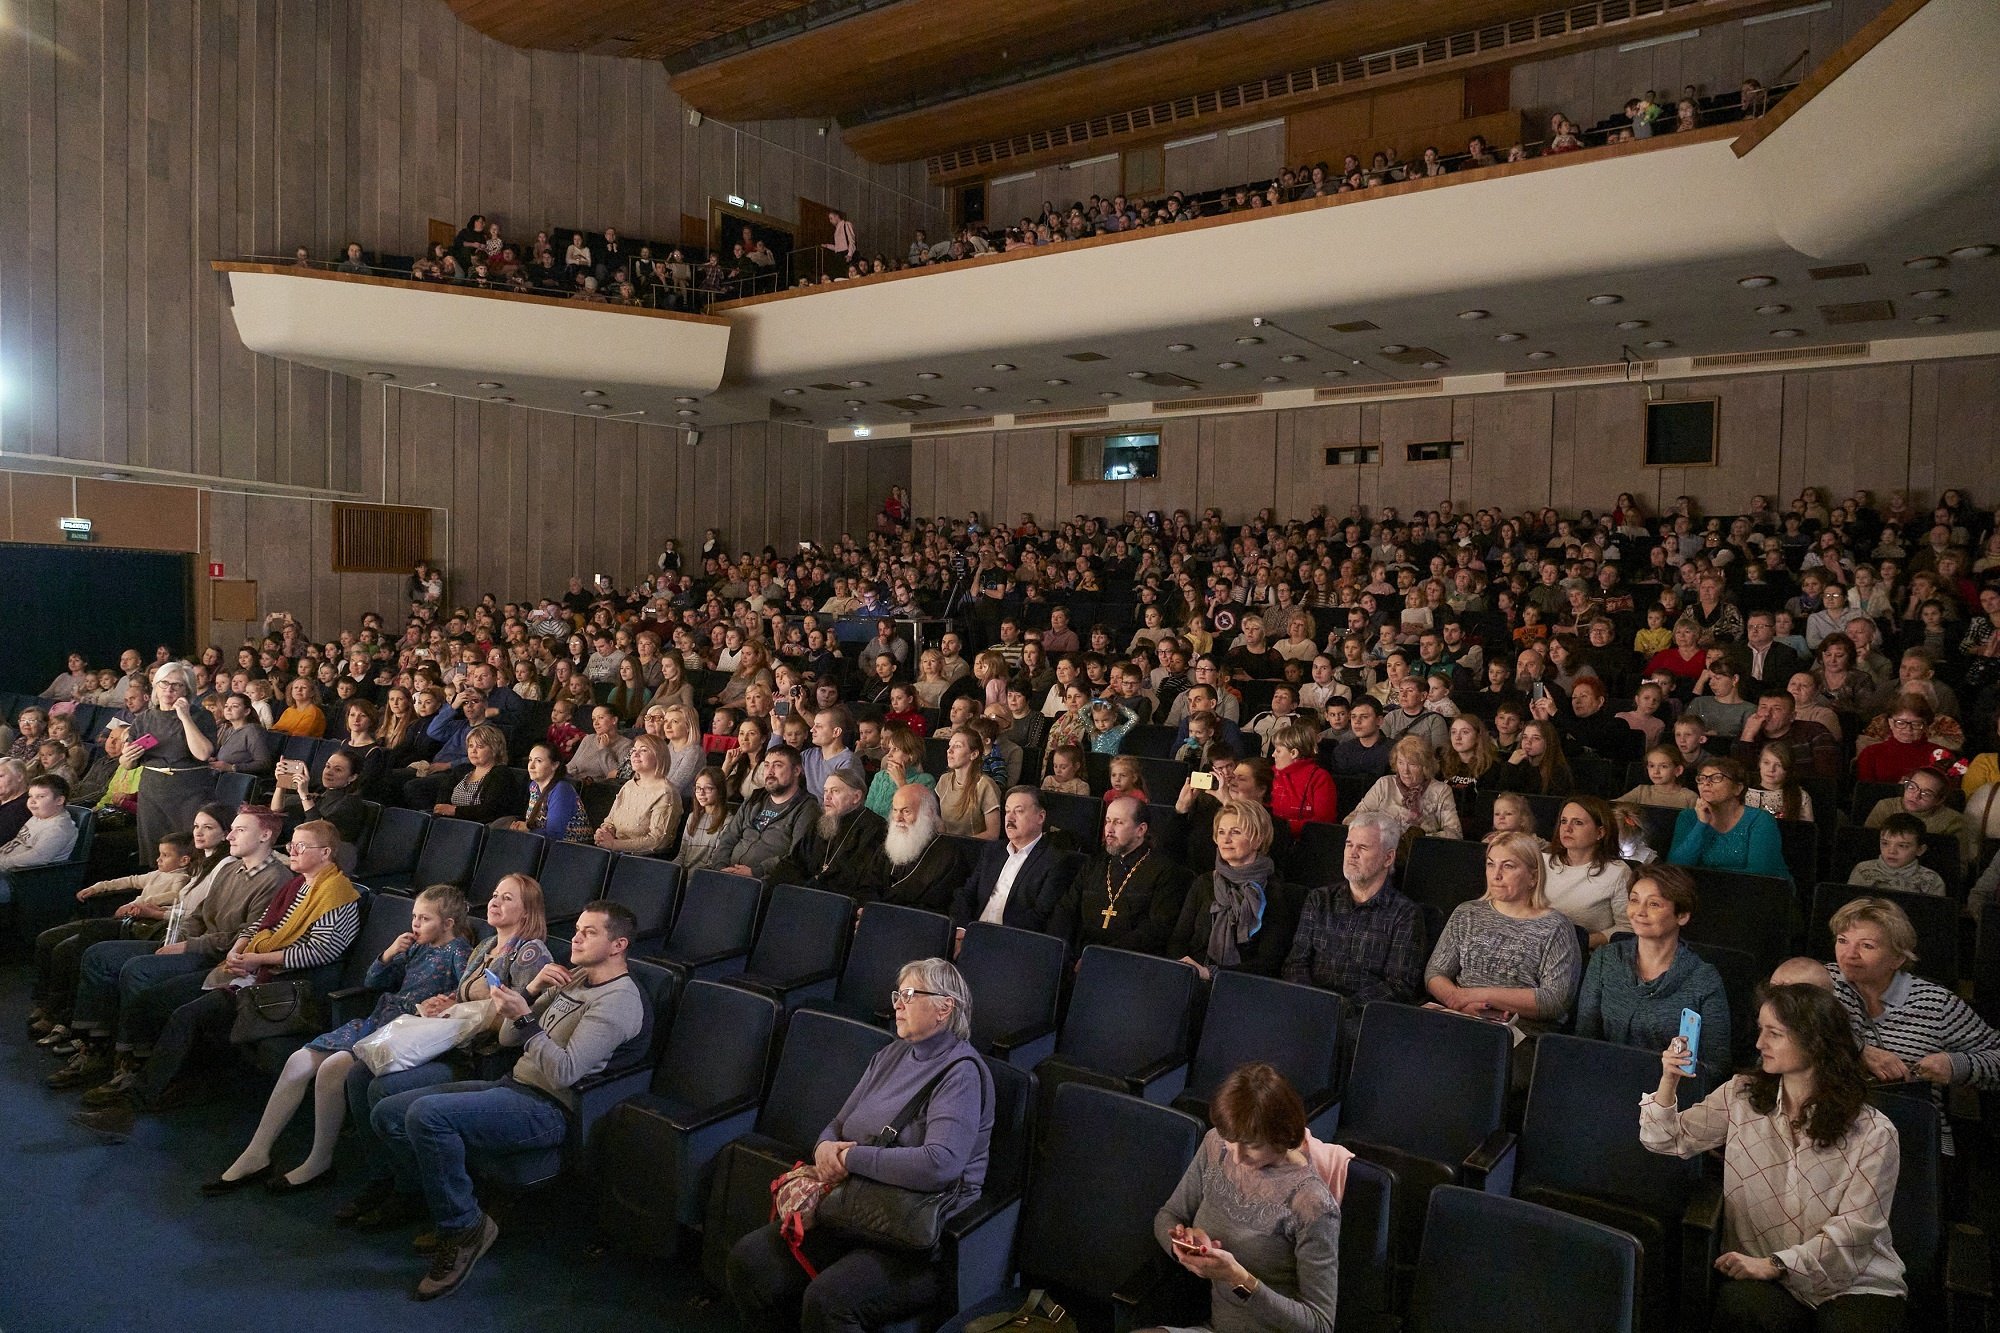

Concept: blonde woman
[[913, 650, 950, 709], [273, 677, 327, 738], [1424, 830, 1583, 1034], [593, 734, 682, 855], [1274, 611, 1320, 663], [662, 702, 706, 798], [1348, 735, 1462, 838]]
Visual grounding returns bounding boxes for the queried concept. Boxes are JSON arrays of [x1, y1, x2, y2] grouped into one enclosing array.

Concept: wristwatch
[[1232, 1276, 1259, 1302], [1768, 1255, 1788, 1280]]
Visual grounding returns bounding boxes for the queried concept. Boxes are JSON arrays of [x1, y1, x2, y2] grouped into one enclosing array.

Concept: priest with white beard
[[857, 783, 964, 914]]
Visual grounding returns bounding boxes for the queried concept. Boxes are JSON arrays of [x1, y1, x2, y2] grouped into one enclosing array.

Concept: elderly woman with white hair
[[129, 662, 220, 852], [729, 957, 995, 1333]]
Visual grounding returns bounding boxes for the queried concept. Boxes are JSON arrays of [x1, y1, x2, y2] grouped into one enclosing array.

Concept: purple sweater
[[821, 1028, 995, 1214]]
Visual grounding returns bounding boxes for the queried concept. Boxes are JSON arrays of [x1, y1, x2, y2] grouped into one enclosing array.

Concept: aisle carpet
[[0, 966, 736, 1333]]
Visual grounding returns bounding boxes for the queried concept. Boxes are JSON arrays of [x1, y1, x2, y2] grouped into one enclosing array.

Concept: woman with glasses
[[1167, 658, 1244, 726], [1667, 757, 1792, 884], [1855, 694, 1957, 786], [729, 958, 994, 1333]]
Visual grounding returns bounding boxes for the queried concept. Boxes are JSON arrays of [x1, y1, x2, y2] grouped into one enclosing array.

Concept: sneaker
[[48, 1037, 82, 1058], [80, 1071, 140, 1110], [412, 1214, 499, 1301], [36, 1025, 71, 1049], [46, 1049, 112, 1090], [29, 1014, 54, 1038], [334, 1176, 398, 1227]]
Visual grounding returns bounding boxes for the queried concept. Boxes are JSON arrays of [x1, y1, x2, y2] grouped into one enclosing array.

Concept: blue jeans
[[371, 1079, 568, 1231], [73, 941, 203, 1040], [346, 1059, 461, 1177]]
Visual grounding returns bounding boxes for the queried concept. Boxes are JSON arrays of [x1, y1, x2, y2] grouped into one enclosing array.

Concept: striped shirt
[[1828, 964, 2000, 1153], [233, 885, 361, 973], [1641, 1077, 1906, 1307]]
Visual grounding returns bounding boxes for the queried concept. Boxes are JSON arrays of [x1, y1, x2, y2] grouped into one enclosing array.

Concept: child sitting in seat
[[1040, 743, 1089, 797], [1847, 813, 1947, 897]]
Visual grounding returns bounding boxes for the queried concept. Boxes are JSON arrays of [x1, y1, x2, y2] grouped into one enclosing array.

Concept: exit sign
[[59, 516, 93, 542]]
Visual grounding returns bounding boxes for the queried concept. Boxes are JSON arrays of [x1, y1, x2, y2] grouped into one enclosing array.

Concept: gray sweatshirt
[[717, 789, 819, 878], [500, 970, 646, 1111], [0, 812, 78, 870]]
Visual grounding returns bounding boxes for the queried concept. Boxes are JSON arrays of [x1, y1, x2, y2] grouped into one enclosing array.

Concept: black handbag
[[228, 978, 320, 1044], [816, 1054, 985, 1253]]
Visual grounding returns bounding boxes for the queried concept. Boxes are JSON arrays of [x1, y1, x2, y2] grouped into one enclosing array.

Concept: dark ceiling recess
[[1330, 320, 1380, 332], [1817, 300, 1896, 324], [879, 397, 946, 411], [1064, 351, 1112, 362], [1807, 263, 1871, 280]]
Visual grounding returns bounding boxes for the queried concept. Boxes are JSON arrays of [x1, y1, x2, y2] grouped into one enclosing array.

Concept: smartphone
[[1188, 771, 1217, 791], [1677, 1008, 1702, 1077], [483, 968, 503, 990], [1169, 1236, 1208, 1254]]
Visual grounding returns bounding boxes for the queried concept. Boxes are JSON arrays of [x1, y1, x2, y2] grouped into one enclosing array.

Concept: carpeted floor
[[0, 964, 738, 1333]]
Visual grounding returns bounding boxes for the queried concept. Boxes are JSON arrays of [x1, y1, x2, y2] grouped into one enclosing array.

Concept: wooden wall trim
[[209, 263, 733, 327], [715, 124, 1739, 312], [1730, 0, 1931, 157]]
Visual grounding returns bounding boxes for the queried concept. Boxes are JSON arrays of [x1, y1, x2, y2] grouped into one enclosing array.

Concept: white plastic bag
[[353, 1001, 491, 1075]]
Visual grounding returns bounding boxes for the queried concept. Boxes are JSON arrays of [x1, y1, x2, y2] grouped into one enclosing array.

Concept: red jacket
[[1269, 759, 1339, 837]]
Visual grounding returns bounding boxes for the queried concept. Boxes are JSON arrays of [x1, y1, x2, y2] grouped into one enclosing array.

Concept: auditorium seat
[[3, 805, 98, 944], [1828, 825, 1961, 892], [1809, 882, 1960, 986], [654, 869, 762, 979], [535, 839, 613, 932], [956, 921, 1066, 1068], [467, 825, 545, 906], [1118, 725, 1178, 759], [1035, 945, 1195, 1115], [377, 815, 482, 894], [212, 770, 261, 807], [590, 979, 782, 1252], [1171, 971, 1342, 1135], [799, 901, 953, 1026], [724, 882, 856, 1008], [1401, 837, 1488, 942], [1678, 869, 1796, 972], [353, 806, 427, 885], [605, 854, 680, 945], [1408, 1187, 1638, 1333], [1282, 820, 1346, 887]]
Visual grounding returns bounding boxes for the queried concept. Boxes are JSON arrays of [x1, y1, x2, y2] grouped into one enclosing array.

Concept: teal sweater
[[1576, 938, 1732, 1092], [1666, 804, 1791, 884]]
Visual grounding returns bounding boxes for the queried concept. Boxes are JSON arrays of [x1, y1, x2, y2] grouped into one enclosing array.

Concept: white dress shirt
[[981, 834, 1042, 924]]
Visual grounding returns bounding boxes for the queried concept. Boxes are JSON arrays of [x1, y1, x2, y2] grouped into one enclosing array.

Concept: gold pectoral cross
[[1100, 902, 1118, 929]]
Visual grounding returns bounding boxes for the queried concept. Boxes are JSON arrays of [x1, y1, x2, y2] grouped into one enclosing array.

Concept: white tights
[[223, 1045, 355, 1184]]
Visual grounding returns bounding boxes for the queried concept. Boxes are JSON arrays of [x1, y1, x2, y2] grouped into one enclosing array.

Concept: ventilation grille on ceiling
[[922, 415, 997, 432], [1013, 405, 1111, 425], [1380, 347, 1446, 366], [1818, 301, 1895, 325], [879, 397, 946, 411], [1688, 342, 1870, 370], [331, 503, 432, 574], [1314, 378, 1443, 401], [1156, 393, 1264, 413], [1330, 320, 1381, 333], [1063, 351, 1111, 362], [1503, 361, 1635, 387], [1807, 263, 1871, 280], [922, 0, 1710, 177]]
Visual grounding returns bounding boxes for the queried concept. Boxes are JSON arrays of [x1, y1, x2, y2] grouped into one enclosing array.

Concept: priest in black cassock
[[1057, 795, 1190, 959], [765, 767, 886, 899], [855, 783, 965, 915]]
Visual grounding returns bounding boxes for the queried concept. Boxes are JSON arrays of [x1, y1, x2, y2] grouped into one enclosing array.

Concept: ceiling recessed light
[[1588, 294, 1623, 305], [1234, 335, 1263, 345], [367, 371, 395, 381], [1279, 353, 1306, 363], [1166, 342, 1193, 352], [1738, 275, 1777, 288], [1770, 328, 1803, 338], [917, 371, 941, 380], [991, 363, 1016, 371], [580, 388, 606, 398], [961, 405, 978, 411], [476, 381, 504, 389], [1909, 288, 1950, 301], [845, 379, 872, 388], [1322, 369, 1348, 378], [1262, 375, 1286, 383], [1903, 256, 1946, 270], [485, 395, 513, 403], [676, 409, 698, 417], [781, 387, 804, 395], [1216, 360, 1242, 370], [1126, 370, 1150, 379], [1098, 391, 1121, 399], [1044, 377, 1068, 386], [673, 395, 697, 404], [1526, 350, 1555, 360], [972, 385, 994, 394], [586, 403, 611, 411], [1379, 343, 1408, 354], [843, 399, 863, 407], [907, 393, 930, 401], [1419, 361, 1444, 370], [1026, 397, 1048, 405], [1615, 319, 1648, 330], [1644, 339, 1674, 349], [1495, 332, 1524, 343], [1913, 313, 1948, 324], [1948, 244, 1995, 260], [1458, 310, 1489, 320], [1754, 303, 1790, 315], [899, 411, 915, 418]]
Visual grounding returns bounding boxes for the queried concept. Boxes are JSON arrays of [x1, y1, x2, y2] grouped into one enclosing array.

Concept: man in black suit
[[1056, 796, 1190, 959], [952, 787, 1078, 935], [1727, 609, 1805, 694]]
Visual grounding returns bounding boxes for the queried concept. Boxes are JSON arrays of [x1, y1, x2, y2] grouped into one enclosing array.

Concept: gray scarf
[[1206, 854, 1276, 968]]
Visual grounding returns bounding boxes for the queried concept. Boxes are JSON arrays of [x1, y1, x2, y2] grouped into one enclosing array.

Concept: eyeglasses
[[284, 842, 329, 855], [1903, 780, 1942, 799], [1888, 717, 1925, 730], [1694, 772, 1733, 786], [888, 988, 945, 1006]]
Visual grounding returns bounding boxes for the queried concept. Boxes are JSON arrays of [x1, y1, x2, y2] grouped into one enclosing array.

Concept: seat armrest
[[987, 1021, 1056, 1056], [1461, 1128, 1516, 1195], [326, 985, 375, 1003], [664, 1094, 764, 1134], [1124, 1054, 1188, 1092], [943, 1185, 1022, 1241], [326, 985, 379, 1024], [769, 967, 841, 996], [1947, 1222, 1992, 1300], [1679, 1175, 1725, 1328], [1112, 1256, 1205, 1332], [670, 944, 749, 970]]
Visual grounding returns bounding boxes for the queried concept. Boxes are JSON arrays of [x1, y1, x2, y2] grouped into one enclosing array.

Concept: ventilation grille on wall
[[1314, 378, 1443, 401], [332, 503, 432, 574], [1013, 405, 1111, 425], [1818, 301, 1895, 325], [922, 415, 997, 432], [1156, 393, 1263, 413], [923, 0, 1710, 177], [1807, 262, 1871, 280], [1688, 342, 1870, 370], [1503, 361, 1636, 387]]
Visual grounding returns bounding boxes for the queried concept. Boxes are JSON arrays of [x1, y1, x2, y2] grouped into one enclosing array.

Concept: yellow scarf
[[247, 865, 358, 957]]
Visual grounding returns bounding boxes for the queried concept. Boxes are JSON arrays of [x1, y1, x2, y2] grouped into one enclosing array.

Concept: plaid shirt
[[1281, 878, 1426, 1004]]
